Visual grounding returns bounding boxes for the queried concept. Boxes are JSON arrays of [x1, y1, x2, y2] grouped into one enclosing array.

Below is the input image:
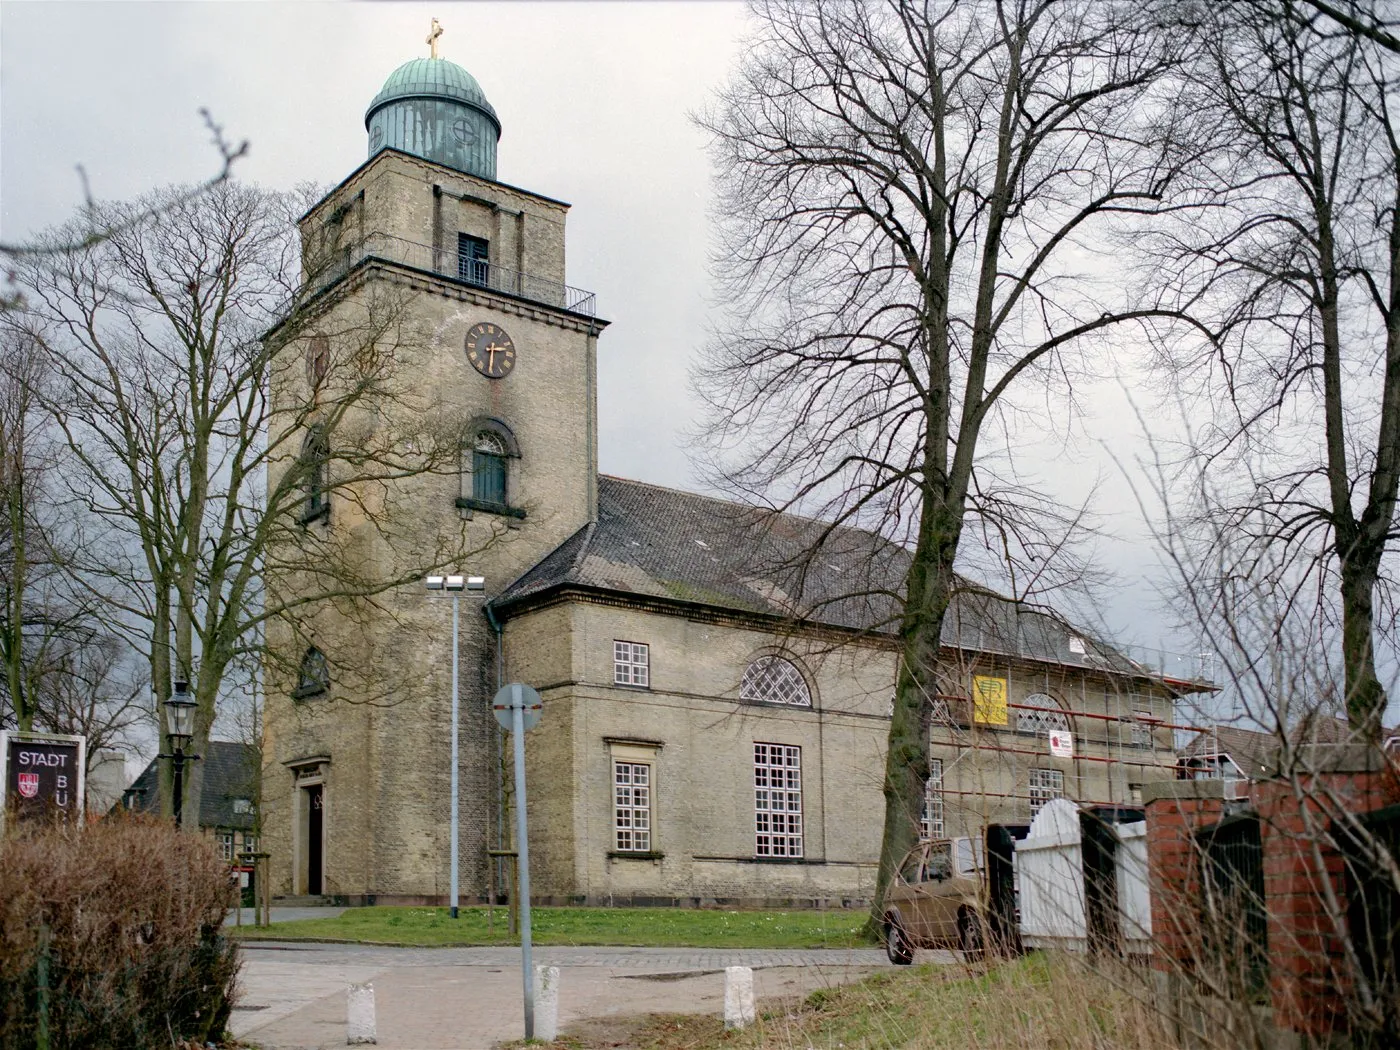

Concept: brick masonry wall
[[1143, 753, 1399, 1039], [1252, 759, 1400, 1037], [1143, 779, 1226, 974]]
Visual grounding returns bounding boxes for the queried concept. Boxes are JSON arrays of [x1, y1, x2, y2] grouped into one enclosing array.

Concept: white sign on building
[[1048, 729, 1074, 759]]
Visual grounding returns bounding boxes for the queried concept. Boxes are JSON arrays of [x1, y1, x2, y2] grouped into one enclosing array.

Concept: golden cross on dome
[[427, 18, 444, 59]]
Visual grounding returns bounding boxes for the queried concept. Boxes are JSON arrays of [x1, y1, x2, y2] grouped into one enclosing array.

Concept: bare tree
[[696, 0, 1198, 920], [1303, 0, 1400, 53], [0, 109, 248, 314], [1147, 0, 1400, 739], [10, 181, 490, 821], [1, 327, 85, 731]]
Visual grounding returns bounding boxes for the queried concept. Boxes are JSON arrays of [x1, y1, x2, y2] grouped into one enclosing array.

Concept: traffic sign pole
[[494, 682, 542, 1042], [512, 685, 534, 1040]]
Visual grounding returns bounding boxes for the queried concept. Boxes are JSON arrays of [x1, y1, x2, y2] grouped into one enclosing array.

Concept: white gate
[[1016, 798, 1086, 951], [1115, 820, 1153, 955]]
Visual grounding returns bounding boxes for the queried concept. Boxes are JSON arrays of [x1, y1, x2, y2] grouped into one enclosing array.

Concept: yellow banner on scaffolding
[[972, 675, 1008, 725]]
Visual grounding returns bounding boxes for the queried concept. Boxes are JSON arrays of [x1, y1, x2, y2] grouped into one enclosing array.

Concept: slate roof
[[119, 740, 258, 831], [1179, 717, 1400, 779], [494, 475, 1188, 685], [1178, 725, 1281, 780], [1291, 714, 1399, 747]]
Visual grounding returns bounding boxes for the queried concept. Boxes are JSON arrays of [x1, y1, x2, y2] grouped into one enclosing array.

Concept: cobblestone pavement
[[232, 941, 929, 1049]]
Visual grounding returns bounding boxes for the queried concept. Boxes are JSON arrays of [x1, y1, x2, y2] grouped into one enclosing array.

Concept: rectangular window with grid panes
[[754, 743, 803, 857], [219, 832, 235, 862], [920, 758, 944, 840], [613, 640, 649, 687], [613, 761, 652, 851], [1131, 712, 1155, 749], [1029, 768, 1065, 817]]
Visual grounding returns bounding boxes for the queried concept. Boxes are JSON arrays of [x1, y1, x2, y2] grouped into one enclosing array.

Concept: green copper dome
[[365, 57, 501, 179]]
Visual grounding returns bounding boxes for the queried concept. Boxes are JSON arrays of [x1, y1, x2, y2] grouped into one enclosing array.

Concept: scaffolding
[[914, 643, 1213, 838]]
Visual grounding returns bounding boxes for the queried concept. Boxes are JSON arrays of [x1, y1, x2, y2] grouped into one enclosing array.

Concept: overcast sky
[[1, 1, 1222, 670]]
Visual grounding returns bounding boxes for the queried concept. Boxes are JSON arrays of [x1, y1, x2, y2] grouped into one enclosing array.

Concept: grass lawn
[[230, 905, 872, 949], [523, 954, 1177, 1050]]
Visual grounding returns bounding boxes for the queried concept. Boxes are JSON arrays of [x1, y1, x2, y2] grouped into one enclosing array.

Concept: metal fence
[[1197, 813, 1269, 1000], [1337, 803, 1400, 1043], [303, 233, 598, 317]]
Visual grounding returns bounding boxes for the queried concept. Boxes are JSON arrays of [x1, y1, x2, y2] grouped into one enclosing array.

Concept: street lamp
[[426, 573, 486, 918], [163, 680, 199, 828]]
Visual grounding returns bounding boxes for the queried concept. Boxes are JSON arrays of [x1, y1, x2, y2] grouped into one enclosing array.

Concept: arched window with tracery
[[458, 418, 522, 517], [1016, 692, 1069, 736], [740, 655, 813, 707], [472, 431, 508, 506], [294, 647, 330, 700], [300, 425, 330, 524]]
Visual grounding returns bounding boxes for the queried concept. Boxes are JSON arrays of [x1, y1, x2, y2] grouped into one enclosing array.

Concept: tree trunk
[[870, 482, 962, 928], [1339, 553, 1385, 740]]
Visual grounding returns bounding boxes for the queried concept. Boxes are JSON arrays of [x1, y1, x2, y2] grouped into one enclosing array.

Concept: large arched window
[[1016, 692, 1069, 736], [306, 334, 330, 390], [472, 431, 508, 506], [458, 418, 523, 518], [300, 426, 330, 524], [294, 647, 329, 700], [740, 655, 813, 707]]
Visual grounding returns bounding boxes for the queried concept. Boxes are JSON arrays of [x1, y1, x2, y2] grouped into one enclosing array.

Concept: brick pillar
[[1251, 745, 1400, 1038], [1142, 779, 1226, 974]]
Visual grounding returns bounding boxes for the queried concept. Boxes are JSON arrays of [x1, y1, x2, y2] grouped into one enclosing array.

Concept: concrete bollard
[[723, 965, 756, 1030], [534, 964, 560, 1041], [347, 981, 377, 1045]]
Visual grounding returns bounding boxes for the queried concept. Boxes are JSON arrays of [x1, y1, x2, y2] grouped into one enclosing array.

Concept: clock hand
[[486, 344, 499, 372]]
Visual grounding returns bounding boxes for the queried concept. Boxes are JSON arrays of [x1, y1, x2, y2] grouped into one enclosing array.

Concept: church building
[[260, 34, 1207, 906]]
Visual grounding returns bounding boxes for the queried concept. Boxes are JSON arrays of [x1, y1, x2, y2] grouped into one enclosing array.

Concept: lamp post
[[163, 680, 198, 828], [426, 573, 486, 918]]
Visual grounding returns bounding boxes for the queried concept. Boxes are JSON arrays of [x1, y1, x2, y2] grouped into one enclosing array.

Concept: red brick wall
[[1144, 789, 1225, 974], [1253, 769, 1400, 1037], [1144, 763, 1398, 1039]]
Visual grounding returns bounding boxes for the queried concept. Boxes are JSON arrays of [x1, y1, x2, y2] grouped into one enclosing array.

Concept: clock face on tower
[[464, 322, 516, 379]]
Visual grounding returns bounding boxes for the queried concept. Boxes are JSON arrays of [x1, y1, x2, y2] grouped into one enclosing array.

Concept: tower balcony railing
[[299, 232, 598, 317]]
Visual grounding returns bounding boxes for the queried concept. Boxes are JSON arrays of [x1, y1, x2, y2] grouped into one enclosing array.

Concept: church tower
[[261, 24, 606, 903]]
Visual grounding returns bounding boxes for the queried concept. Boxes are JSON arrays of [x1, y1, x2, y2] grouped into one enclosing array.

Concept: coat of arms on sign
[[17, 772, 39, 798]]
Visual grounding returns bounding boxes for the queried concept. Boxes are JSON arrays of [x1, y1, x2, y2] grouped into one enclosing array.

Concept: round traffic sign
[[492, 683, 543, 732]]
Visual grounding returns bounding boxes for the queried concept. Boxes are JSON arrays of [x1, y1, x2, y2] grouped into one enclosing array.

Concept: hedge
[[0, 814, 240, 1048]]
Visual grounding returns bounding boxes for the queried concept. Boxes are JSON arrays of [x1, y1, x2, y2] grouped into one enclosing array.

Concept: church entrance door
[[305, 783, 324, 895]]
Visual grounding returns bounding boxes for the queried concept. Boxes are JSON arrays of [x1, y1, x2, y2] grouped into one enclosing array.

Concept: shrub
[[0, 814, 240, 1048]]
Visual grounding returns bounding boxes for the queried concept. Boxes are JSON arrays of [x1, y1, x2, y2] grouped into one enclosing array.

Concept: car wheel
[[885, 918, 914, 965], [958, 909, 985, 961]]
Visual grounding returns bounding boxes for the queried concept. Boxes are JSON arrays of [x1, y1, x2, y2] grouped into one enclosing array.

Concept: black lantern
[[163, 680, 199, 828], [164, 680, 197, 745]]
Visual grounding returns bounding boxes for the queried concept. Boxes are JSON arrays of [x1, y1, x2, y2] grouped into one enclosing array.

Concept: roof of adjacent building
[[494, 475, 1190, 686], [1291, 714, 1399, 747], [1178, 725, 1281, 779], [1179, 717, 1400, 778], [119, 740, 258, 831]]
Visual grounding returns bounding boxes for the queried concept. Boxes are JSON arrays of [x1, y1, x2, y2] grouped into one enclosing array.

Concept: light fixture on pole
[[426, 572, 486, 919], [162, 680, 199, 829]]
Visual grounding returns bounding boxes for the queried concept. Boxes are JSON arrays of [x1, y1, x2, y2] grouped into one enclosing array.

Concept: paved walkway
[[225, 906, 348, 926], [233, 942, 917, 1049]]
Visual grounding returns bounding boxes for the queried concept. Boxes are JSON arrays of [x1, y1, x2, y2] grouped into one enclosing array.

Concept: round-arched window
[[295, 647, 330, 700], [1016, 692, 1069, 735], [472, 431, 508, 506], [740, 656, 812, 707]]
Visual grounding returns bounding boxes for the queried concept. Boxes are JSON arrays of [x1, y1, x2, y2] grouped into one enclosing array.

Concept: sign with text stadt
[[1, 731, 86, 827], [1048, 729, 1074, 760]]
